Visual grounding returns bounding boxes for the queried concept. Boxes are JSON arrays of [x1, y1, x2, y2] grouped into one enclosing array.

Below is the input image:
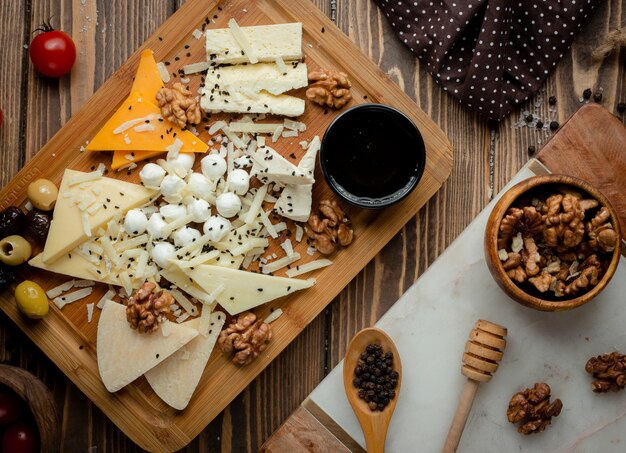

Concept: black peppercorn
[[593, 92, 603, 103], [583, 88, 592, 99], [390, 371, 399, 379], [535, 121, 543, 129], [528, 145, 536, 154], [352, 342, 399, 411], [525, 114, 534, 122], [548, 96, 557, 105], [366, 355, 375, 364], [368, 402, 377, 410], [353, 378, 361, 387], [358, 389, 366, 398], [617, 102, 626, 113], [549, 121, 560, 131]]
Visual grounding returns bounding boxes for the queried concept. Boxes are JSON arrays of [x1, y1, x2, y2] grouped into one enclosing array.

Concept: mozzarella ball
[[139, 163, 166, 187], [187, 198, 212, 223], [201, 154, 227, 179], [167, 152, 195, 174], [215, 192, 241, 218], [227, 169, 250, 195], [160, 174, 186, 198], [187, 172, 215, 199], [159, 204, 187, 222], [123, 209, 148, 236], [147, 213, 169, 239], [172, 227, 202, 248], [203, 215, 231, 242], [152, 242, 176, 269]]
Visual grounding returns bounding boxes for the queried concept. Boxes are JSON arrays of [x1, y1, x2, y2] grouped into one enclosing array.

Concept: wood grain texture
[[1, 0, 625, 452]]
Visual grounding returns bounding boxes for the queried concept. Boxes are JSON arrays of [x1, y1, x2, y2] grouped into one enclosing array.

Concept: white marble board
[[309, 161, 626, 453]]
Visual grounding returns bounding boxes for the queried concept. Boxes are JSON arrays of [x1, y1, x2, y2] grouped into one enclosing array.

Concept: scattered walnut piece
[[507, 382, 563, 435], [217, 312, 272, 366], [585, 352, 626, 392], [305, 200, 354, 255], [156, 82, 201, 129], [306, 69, 352, 109], [125, 282, 172, 334], [587, 207, 619, 252], [542, 193, 585, 248]]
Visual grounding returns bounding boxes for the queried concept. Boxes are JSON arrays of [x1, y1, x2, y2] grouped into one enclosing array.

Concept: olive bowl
[[484, 175, 622, 312], [0, 364, 60, 452]]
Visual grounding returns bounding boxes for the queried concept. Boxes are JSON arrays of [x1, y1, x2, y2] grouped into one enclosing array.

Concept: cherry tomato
[[1, 422, 39, 453], [0, 390, 23, 426], [29, 21, 76, 78]]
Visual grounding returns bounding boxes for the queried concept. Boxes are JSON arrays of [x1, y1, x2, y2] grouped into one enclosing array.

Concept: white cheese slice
[[205, 22, 302, 65], [144, 313, 225, 410], [200, 86, 304, 117], [97, 300, 198, 392], [29, 252, 120, 286], [182, 264, 315, 315], [205, 63, 307, 97], [251, 145, 314, 185], [274, 136, 320, 222], [42, 169, 156, 264]]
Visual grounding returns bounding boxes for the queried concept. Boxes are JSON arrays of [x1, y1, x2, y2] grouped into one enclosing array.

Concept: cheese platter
[[0, 0, 452, 451]]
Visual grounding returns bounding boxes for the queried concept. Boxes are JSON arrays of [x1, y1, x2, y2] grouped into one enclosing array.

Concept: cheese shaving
[[259, 209, 277, 238], [133, 123, 157, 133], [113, 114, 158, 134], [170, 288, 199, 316], [261, 252, 301, 274], [53, 287, 94, 309], [119, 271, 133, 296], [198, 305, 213, 336], [229, 238, 269, 256], [284, 119, 307, 132], [222, 126, 246, 149], [156, 62, 171, 83], [165, 138, 184, 159], [176, 313, 191, 323], [46, 280, 77, 298], [244, 184, 268, 225], [272, 125, 284, 143], [280, 239, 294, 257], [295, 224, 304, 242], [274, 56, 288, 74], [97, 287, 116, 309], [282, 130, 298, 138], [81, 212, 92, 238], [209, 121, 227, 135], [68, 171, 103, 186], [161, 319, 171, 337], [87, 303, 95, 323], [286, 259, 333, 277], [183, 61, 210, 74], [227, 122, 282, 134], [192, 28, 203, 40], [174, 250, 221, 268], [264, 308, 283, 324], [228, 18, 258, 64]]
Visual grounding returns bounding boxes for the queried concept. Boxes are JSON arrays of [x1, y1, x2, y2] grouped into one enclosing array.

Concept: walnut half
[[305, 199, 354, 255], [507, 382, 563, 435], [306, 69, 352, 109], [125, 282, 172, 334], [217, 312, 272, 366], [156, 82, 201, 129]]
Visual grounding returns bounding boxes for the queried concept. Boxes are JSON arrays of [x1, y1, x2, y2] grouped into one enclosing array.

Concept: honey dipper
[[442, 319, 507, 453]]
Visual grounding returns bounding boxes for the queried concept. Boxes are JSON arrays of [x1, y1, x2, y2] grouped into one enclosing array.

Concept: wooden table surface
[[0, 1, 624, 451]]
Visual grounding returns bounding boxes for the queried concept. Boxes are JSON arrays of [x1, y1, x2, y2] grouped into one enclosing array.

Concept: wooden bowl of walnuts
[[485, 175, 621, 312]]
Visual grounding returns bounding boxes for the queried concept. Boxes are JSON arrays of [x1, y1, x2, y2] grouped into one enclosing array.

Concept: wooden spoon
[[442, 319, 507, 453], [343, 327, 402, 453]]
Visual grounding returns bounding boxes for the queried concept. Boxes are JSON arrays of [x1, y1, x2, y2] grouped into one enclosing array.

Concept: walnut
[[507, 383, 563, 435], [543, 193, 585, 248], [502, 252, 522, 270], [585, 352, 626, 392], [587, 207, 619, 252], [306, 69, 352, 109], [528, 271, 555, 293], [498, 206, 543, 249], [305, 200, 353, 255], [522, 237, 541, 277], [125, 282, 172, 333], [559, 254, 601, 296], [155, 82, 201, 129], [506, 266, 527, 283], [218, 312, 272, 366]]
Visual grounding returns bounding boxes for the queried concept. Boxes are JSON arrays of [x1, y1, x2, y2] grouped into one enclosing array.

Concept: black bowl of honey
[[320, 104, 426, 209]]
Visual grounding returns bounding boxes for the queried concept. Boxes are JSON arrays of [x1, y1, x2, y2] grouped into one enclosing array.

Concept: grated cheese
[[53, 287, 94, 309], [229, 238, 269, 256], [286, 259, 333, 277], [274, 56, 287, 74], [156, 62, 171, 83], [244, 184, 268, 225], [133, 123, 157, 133], [280, 239, 294, 257], [119, 271, 133, 296], [113, 114, 159, 134], [295, 224, 304, 242], [228, 122, 282, 134], [259, 209, 278, 238], [97, 287, 116, 309], [264, 308, 283, 324], [81, 212, 92, 238], [114, 234, 149, 252], [228, 18, 258, 64], [209, 121, 227, 135], [87, 303, 95, 323], [86, 203, 102, 216], [176, 313, 191, 323], [183, 61, 210, 74], [222, 126, 246, 149], [169, 288, 199, 316], [261, 252, 301, 274], [192, 28, 203, 39], [281, 130, 298, 138]]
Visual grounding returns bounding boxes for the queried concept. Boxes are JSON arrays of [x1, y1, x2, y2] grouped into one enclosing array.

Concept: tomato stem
[[33, 17, 55, 34]]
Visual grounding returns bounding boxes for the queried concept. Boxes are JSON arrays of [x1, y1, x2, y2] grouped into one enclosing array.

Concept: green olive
[[0, 235, 32, 266], [15, 280, 49, 319], [27, 178, 58, 211]]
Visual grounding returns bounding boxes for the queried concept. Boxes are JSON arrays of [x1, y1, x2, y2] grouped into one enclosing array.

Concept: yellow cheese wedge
[[29, 253, 120, 286], [97, 300, 198, 392], [85, 91, 208, 153], [41, 169, 157, 264], [111, 150, 168, 170], [130, 49, 163, 104]]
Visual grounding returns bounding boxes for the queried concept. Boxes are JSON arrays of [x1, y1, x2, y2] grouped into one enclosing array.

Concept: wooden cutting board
[[261, 103, 626, 452], [0, 0, 452, 451]]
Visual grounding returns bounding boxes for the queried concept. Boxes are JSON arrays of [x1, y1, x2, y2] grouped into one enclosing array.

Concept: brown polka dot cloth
[[374, 0, 599, 121]]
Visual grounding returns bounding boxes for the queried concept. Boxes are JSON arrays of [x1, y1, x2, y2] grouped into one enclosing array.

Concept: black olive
[[0, 206, 25, 238], [24, 210, 52, 242], [0, 263, 17, 287]]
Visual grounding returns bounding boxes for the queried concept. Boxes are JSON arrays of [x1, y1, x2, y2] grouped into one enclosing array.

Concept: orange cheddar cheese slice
[[131, 49, 164, 104], [110, 149, 198, 170], [85, 91, 208, 153]]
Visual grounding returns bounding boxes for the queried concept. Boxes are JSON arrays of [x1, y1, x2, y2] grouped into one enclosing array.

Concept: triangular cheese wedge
[[251, 144, 314, 185], [182, 264, 314, 315], [97, 300, 198, 392], [29, 252, 120, 286], [85, 91, 208, 153], [145, 312, 226, 410], [41, 169, 157, 264], [131, 49, 163, 103]]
